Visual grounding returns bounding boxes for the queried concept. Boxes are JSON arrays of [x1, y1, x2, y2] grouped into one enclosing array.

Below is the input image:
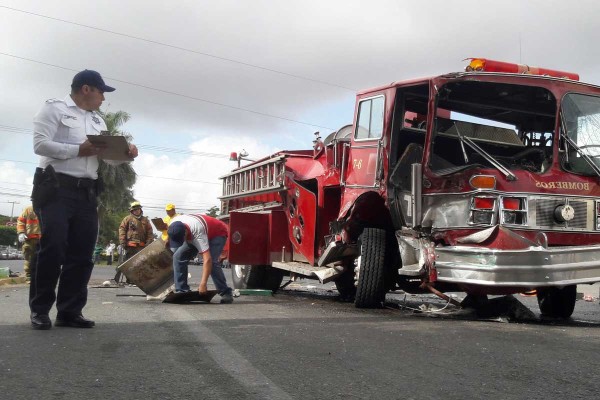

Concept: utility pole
[[5, 201, 19, 224]]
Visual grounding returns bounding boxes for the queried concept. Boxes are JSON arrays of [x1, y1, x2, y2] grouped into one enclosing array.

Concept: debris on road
[[162, 290, 218, 303], [233, 289, 273, 296]]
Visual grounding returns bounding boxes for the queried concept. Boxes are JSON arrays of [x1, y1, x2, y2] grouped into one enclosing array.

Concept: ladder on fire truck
[[220, 154, 287, 206]]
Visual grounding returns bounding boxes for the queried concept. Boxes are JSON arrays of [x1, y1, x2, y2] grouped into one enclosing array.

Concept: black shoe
[[55, 314, 95, 328], [31, 313, 52, 330]]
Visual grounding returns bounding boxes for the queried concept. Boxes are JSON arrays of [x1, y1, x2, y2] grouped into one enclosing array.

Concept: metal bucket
[[116, 240, 174, 297]]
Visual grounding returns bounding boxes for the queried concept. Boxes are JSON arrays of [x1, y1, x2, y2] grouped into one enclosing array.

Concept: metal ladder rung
[[221, 158, 286, 198]]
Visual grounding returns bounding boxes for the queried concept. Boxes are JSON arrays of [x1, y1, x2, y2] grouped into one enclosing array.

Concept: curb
[[0, 276, 27, 286]]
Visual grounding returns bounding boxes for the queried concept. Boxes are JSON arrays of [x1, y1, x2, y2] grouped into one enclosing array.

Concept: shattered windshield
[[430, 81, 556, 177], [561, 93, 600, 176]]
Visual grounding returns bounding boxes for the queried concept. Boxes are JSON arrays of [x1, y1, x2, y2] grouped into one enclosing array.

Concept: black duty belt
[[56, 173, 96, 189]]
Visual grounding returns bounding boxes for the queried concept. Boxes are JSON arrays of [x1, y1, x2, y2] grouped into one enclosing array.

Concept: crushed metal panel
[[116, 240, 175, 297], [312, 266, 344, 284]]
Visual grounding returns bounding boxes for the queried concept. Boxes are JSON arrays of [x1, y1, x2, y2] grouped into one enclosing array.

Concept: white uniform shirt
[[170, 214, 210, 253], [33, 95, 106, 179]]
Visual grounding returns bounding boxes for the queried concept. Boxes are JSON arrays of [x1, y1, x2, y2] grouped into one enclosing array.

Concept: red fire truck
[[220, 58, 600, 318]]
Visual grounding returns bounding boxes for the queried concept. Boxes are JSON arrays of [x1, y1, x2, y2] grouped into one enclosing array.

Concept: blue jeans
[[171, 236, 231, 295], [30, 186, 98, 315]]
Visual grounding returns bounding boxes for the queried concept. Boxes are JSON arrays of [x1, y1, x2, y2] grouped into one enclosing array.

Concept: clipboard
[[152, 218, 169, 231], [87, 134, 134, 161]]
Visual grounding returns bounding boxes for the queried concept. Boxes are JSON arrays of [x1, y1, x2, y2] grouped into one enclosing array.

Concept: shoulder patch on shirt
[[45, 98, 62, 104], [91, 115, 101, 124]]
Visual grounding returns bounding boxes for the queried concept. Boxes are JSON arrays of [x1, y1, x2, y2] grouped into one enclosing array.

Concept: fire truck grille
[[533, 198, 589, 229], [535, 199, 564, 227], [569, 200, 588, 228]]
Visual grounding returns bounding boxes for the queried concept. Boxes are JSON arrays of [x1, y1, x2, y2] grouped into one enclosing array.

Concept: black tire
[[384, 230, 400, 291], [355, 228, 387, 308], [334, 265, 356, 301], [231, 264, 285, 292], [260, 267, 285, 292], [537, 285, 577, 319]]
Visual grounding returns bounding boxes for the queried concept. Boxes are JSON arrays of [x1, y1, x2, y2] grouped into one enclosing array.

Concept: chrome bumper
[[435, 244, 600, 287]]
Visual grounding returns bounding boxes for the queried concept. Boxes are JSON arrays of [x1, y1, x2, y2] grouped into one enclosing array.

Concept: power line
[[0, 180, 31, 187], [0, 192, 28, 198], [0, 5, 355, 92], [0, 124, 230, 159], [0, 158, 222, 185], [0, 158, 35, 165], [134, 195, 215, 207], [0, 51, 336, 131], [136, 174, 219, 185]]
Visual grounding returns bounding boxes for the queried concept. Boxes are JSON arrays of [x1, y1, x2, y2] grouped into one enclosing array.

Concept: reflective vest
[[16, 206, 41, 239], [118, 214, 154, 247]]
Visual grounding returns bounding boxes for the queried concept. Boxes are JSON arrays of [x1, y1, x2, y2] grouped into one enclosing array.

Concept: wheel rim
[[234, 264, 246, 280], [354, 256, 361, 287]]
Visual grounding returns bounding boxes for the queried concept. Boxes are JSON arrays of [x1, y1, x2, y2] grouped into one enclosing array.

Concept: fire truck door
[[344, 141, 382, 188], [344, 95, 384, 188], [228, 212, 269, 265]]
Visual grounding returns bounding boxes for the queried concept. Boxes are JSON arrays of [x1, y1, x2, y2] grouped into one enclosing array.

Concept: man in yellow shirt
[[161, 203, 179, 242]]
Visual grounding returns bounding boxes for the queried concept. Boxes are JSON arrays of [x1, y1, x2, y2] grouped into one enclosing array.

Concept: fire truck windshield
[[561, 93, 600, 177], [431, 81, 556, 177]]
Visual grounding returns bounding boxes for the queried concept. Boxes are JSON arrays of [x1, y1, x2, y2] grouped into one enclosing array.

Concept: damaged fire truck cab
[[222, 58, 600, 318]]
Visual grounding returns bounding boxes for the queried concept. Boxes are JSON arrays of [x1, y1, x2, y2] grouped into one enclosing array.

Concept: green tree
[[96, 110, 137, 245], [0, 225, 17, 246], [206, 206, 220, 217]]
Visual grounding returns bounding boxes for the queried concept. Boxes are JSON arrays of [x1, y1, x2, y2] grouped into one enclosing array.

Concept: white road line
[[166, 307, 293, 399]]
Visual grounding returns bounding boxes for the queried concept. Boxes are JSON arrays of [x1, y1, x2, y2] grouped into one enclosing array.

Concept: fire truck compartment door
[[228, 212, 269, 265], [288, 180, 317, 265]]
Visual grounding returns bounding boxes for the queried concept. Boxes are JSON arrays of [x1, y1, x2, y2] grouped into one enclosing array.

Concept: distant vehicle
[[0, 246, 21, 260]]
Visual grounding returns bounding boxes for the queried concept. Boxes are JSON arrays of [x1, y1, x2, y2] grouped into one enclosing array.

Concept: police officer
[[29, 69, 139, 330], [115, 201, 154, 283]]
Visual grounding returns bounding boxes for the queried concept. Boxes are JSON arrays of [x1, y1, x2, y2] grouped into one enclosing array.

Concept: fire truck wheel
[[536, 285, 577, 319], [231, 264, 284, 292], [231, 264, 250, 289], [260, 267, 285, 292], [334, 267, 356, 301], [354, 228, 387, 308]]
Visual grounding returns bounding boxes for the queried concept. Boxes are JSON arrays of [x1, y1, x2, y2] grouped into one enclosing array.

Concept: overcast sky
[[1, 0, 600, 223]]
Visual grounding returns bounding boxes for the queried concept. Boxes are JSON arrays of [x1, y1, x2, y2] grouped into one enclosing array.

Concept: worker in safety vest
[[161, 203, 179, 242], [16, 205, 41, 280], [115, 201, 154, 283]]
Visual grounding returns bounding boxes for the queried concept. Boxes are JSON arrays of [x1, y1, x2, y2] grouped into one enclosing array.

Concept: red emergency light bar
[[465, 58, 579, 81]]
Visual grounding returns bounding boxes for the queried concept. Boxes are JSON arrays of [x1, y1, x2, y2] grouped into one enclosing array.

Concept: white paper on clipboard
[[86, 134, 133, 161]]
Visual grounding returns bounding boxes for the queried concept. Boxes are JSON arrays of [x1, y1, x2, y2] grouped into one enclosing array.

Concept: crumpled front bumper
[[435, 244, 600, 287]]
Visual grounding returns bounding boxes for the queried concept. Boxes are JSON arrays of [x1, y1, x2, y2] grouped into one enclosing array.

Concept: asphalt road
[[2, 259, 600, 399]]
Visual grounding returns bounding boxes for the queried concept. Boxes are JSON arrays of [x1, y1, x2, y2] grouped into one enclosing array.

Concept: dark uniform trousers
[[29, 185, 98, 315]]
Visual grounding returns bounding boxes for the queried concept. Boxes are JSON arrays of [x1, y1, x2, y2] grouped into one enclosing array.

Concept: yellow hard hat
[[130, 201, 142, 211], [165, 203, 176, 211]]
